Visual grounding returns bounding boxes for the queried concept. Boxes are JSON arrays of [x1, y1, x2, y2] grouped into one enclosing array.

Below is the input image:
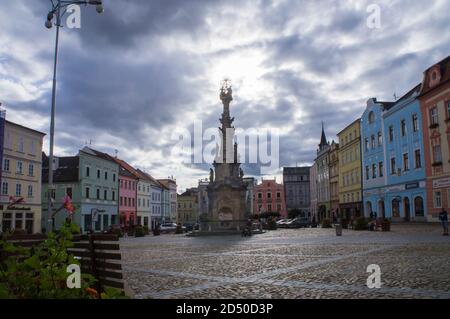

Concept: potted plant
[[381, 219, 391, 232]]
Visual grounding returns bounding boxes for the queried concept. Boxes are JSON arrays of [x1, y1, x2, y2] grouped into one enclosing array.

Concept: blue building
[[361, 98, 391, 219], [382, 84, 426, 221], [361, 84, 427, 221]]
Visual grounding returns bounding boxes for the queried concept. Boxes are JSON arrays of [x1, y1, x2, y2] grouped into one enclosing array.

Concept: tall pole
[[47, 0, 61, 233]]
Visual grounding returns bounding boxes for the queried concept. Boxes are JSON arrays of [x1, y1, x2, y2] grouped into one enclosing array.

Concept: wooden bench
[[0, 233, 124, 292]]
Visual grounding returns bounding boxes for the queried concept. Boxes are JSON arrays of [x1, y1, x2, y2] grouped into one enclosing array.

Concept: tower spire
[[319, 121, 328, 148]]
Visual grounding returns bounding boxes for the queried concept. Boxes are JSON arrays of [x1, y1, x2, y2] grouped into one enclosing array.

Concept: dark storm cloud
[[3, 0, 450, 188]]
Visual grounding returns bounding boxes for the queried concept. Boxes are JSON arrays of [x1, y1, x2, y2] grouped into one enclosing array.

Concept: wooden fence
[[0, 233, 124, 292]]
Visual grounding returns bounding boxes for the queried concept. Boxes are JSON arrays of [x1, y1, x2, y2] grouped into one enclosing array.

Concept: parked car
[[183, 223, 199, 232], [160, 223, 177, 233], [276, 219, 290, 227], [285, 218, 310, 228]]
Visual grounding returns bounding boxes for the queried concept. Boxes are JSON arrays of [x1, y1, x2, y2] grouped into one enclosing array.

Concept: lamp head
[[45, 20, 53, 29], [96, 4, 104, 14]]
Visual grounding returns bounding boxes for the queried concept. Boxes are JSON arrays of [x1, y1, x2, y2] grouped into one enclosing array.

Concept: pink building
[[111, 157, 139, 227], [253, 178, 287, 217]]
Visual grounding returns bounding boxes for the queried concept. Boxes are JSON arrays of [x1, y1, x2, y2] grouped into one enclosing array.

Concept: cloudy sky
[[1, 0, 450, 191]]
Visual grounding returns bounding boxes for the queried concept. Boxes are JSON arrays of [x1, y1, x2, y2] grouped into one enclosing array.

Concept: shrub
[[321, 218, 332, 228], [340, 219, 349, 229], [267, 219, 277, 230], [381, 219, 391, 232], [142, 225, 149, 235], [134, 226, 145, 237], [353, 217, 368, 231], [175, 224, 183, 234]]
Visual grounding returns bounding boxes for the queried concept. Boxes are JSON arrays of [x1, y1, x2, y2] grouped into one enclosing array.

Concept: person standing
[[438, 209, 449, 236]]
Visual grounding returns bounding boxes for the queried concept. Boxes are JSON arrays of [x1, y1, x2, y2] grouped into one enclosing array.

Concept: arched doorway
[[378, 200, 385, 219], [403, 197, 410, 221], [392, 198, 400, 218], [366, 201, 373, 217], [414, 196, 424, 217]]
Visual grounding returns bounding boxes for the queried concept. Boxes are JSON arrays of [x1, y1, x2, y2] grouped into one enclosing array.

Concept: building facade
[[383, 84, 427, 221], [316, 124, 330, 221], [177, 188, 198, 225], [283, 166, 311, 216], [419, 56, 450, 221], [253, 178, 287, 217], [158, 178, 177, 222], [309, 161, 318, 222], [328, 142, 339, 218], [136, 169, 152, 227], [361, 99, 389, 219], [42, 147, 120, 233], [243, 177, 256, 215], [1, 120, 45, 234], [197, 179, 209, 219], [112, 157, 139, 228], [337, 119, 363, 220]]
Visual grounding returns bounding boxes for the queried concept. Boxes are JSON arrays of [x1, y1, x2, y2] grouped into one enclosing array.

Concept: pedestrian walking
[[438, 209, 449, 236]]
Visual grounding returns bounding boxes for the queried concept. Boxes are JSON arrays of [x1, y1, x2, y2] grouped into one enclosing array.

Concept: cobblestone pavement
[[120, 224, 450, 299]]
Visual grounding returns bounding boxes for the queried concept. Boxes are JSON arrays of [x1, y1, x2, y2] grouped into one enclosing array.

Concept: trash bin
[[335, 224, 343, 236]]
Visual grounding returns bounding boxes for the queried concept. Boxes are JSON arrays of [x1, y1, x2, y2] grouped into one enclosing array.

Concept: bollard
[[335, 224, 343, 236]]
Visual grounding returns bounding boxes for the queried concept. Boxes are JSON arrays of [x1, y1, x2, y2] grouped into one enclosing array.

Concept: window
[[371, 135, 375, 149], [365, 138, 369, 151], [27, 185, 33, 198], [104, 190, 108, 200], [379, 162, 384, 177], [2, 182, 8, 195], [389, 126, 394, 142], [412, 114, 419, 132], [447, 101, 450, 119], [434, 191, 442, 208], [430, 108, 438, 125], [66, 187, 72, 198], [365, 166, 370, 180], [120, 197, 123, 206], [3, 159, 10, 171], [86, 166, 90, 177], [105, 171, 108, 180], [97, 169, 101, 179], [18, 137, 24, 152], [267, 204, 272, 212], [96, 189, 100, 200], [113, 174, 116, 182], [85, 187, 90, 198], [267, 192, 271, 199], [433, 144, 442, 163], [16, 184, 22, 196], [392, 199, 400, 217], [138, 198, 141, 207], [390, 158, 396, 175], [112, 191, 115, 201], [403, 153, 409, 171], [16, 161, 23, 174], [378, 132, 382, 146], [276, 192, 281, 198], [258, 192, 262, 199], [30, 141, 36, 155], [372, 164, 377, 179], [415, 149, 422, 168], [28, 164, 34, 176], [401, 119, 406, 136]]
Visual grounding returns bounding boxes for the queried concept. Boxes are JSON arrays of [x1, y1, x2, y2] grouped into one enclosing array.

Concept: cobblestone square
[[120, 225, 450, 299]]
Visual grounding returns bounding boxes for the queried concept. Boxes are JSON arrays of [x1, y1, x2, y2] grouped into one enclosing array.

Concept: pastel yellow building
[[337, 119, 363, 219], [177, 189, 198, 225], [1, 119, 45, 234]]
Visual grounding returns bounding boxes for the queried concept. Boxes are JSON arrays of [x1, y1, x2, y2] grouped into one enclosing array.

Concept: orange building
[[253, 178, 287, 217], [419, 56, 450, 221]]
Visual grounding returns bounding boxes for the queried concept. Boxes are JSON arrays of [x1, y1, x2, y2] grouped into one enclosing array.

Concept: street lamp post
[[45, 0, 103, 233]]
